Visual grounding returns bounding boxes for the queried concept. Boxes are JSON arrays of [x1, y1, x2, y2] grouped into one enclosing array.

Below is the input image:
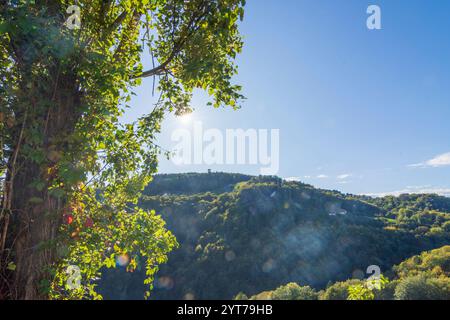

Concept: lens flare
[[116, 254, 130, 267]]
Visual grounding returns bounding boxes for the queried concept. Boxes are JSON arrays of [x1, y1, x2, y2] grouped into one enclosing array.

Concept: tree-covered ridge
[[143, 172, 253, 195], [365, 194, 450, 215], [361, 194, 450, 239], [241, 246, 450, 300], [98, 173, 450, 300]]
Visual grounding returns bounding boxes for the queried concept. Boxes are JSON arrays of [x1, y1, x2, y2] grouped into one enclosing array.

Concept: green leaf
[[7, 262, 16, 271]]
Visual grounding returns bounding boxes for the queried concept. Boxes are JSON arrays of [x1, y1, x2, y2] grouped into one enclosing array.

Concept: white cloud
[[409, 152, 450, 168], [365, 186, 450, 198], [426, 152, 450, 167], [292, 173, 355, 181]]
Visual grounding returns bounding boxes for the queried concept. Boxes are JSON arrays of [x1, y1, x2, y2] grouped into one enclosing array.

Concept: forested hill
[[143, 172, 253, 195], [98, 173, 450, 300]]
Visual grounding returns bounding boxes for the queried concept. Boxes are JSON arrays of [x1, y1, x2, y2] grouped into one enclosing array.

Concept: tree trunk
[[1, 75, 82, 299], [9, 165, 60, 299]]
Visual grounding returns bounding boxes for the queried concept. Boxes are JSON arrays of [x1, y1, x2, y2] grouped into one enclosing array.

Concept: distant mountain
[[98, 173, 450, 299]]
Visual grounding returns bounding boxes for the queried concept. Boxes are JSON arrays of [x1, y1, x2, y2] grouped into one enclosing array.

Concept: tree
[[270, 283, 318, 300], [233, 292, 248, 300], [0, 0, 245, 299], [320, 279, 362, 300], [394, 274, 450, 300], [347, 275, 389, 300]]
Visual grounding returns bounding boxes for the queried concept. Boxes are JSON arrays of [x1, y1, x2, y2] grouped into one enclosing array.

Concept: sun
[[179, 112, 193, 124]]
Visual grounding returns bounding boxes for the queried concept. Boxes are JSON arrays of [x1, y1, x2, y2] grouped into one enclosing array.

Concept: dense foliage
[[97, 173, 450, 299], [245, 245, 450, 300], [0, 1, 245, 299]]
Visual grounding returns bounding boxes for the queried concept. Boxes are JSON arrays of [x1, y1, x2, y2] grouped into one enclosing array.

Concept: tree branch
[[134, 0, 211, 79], [112, 9, 142, 59], [102, 9, 129, 41]]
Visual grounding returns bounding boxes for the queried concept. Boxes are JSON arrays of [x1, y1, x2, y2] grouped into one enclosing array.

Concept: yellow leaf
[[7, 262, 16, 271]]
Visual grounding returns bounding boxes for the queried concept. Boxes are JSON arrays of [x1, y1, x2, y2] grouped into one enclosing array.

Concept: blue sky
[[123, 0, 450, 196]]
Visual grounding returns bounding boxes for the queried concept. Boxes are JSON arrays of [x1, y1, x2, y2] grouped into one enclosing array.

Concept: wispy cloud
[[365, 186, 450, 197], [285, 177, 301, 182], [299, 173, 353, 181], [409, 152, 450, 168]]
